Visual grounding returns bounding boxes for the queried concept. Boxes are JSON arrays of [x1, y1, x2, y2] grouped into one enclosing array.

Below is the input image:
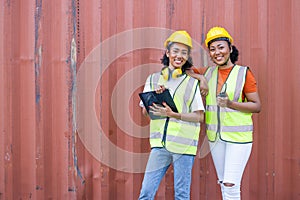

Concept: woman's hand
[[186, 69, 209, 96], [226, 92, 261, 113], [199, 79, 209, 96], [149, 102, 172, 117], [217, 93, 230, 108], [155, 85, 166, 94], [150, 102, 203, 123]]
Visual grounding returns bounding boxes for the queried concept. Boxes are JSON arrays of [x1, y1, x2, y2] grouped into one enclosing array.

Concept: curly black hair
[[230, 45, 239, 64]]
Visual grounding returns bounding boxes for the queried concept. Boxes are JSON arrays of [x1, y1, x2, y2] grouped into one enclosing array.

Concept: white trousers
[[209, 138, 252, 200]]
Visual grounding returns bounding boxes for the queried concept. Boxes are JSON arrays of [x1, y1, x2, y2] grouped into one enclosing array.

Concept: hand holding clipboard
[[139, 89, 178, 120]]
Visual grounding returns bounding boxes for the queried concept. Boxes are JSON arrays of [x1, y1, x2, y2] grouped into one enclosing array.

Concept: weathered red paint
[[0, 0, 299, 200]]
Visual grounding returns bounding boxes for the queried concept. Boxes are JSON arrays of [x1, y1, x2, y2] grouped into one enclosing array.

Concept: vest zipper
[[162, 117, 170, 146], [217, 106, 221, 138]]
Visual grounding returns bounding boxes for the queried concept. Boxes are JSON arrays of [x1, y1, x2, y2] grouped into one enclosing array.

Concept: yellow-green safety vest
[[205, 65, 253, 143], [148, 72, 201, 155]]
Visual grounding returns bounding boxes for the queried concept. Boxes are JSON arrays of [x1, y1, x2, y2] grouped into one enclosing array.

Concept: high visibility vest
[[148, 72, 201, 155], [205, 65, 253, 143]]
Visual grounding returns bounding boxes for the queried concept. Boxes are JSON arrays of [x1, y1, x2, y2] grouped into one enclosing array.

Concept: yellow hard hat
[[205, 27, 234, 47], [164, 30, 193, 48]]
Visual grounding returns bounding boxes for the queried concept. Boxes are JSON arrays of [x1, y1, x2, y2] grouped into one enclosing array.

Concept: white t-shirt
[[139, 74, 205, 112]]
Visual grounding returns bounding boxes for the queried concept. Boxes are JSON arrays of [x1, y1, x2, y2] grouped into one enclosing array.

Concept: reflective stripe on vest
[[205, 65, 253, 143], [149, 72, 201, 155], [150, 131, 198, 147]]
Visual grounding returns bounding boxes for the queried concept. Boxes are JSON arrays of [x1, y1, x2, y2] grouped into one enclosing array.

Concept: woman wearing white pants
[[209, 138, 252, 199], [188, 26, 261, 199]]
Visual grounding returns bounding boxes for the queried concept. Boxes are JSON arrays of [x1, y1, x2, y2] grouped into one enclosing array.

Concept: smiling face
[[208, 40, 233, 67], [166, 42, 189, 70]]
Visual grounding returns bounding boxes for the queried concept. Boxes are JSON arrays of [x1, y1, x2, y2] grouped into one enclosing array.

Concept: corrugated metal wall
[[1, 0, 299, 199]]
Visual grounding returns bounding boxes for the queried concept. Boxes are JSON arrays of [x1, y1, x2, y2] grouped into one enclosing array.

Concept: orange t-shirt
[[193, 65, 257, 100]]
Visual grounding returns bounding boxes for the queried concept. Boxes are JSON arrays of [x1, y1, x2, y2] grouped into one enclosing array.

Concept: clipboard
[[139, 89, 178, 120]]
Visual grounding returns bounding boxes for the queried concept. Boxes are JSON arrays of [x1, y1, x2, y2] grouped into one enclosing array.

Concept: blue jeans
[[138, 148, 195, 200]]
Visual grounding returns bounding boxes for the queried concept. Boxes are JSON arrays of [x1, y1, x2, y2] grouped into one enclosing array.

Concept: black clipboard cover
[[139, 89, 178, 120]]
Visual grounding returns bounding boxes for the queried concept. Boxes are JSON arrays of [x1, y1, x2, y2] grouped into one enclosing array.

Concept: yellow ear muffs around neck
[[161, 67, 182, 81], [171, 68, 182, 79]]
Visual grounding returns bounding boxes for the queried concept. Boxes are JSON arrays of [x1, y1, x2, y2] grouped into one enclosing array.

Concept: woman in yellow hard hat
[[138, 30, 205, 199], [188, 26, 261, 200]]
